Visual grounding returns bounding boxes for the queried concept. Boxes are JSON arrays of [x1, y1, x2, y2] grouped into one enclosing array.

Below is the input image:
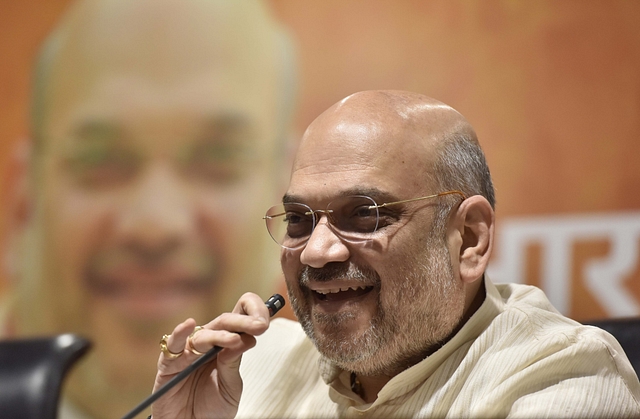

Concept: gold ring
[[187, 326, 206, 356], [159, 334, 184, 359]]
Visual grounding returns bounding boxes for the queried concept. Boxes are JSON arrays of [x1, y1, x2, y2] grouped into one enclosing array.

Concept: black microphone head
[[265, 294, 285, 317]]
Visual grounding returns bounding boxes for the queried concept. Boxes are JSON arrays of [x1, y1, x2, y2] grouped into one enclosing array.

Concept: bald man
[[3, 0, 295, 418], [152, 91, 640, 418]]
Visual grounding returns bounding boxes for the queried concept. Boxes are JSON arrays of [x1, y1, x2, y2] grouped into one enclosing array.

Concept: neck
[[351, 372, 390, 403], [463, 277, 486, 323]]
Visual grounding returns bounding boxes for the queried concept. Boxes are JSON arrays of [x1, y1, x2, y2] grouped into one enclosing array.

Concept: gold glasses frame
[[366, 189, 466, 210], [263, 190, 467, 249]]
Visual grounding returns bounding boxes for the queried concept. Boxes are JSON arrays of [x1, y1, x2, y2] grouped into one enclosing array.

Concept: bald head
[[32, 0, 295, 147], [294, 90, 494, 209], [331, 90, 464, 122]]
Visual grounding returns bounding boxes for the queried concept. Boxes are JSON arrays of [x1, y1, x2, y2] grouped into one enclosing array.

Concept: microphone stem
[[120, 294, 285, 419]]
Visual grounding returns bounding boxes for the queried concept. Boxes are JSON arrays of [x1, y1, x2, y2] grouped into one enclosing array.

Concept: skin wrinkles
[[292, 162, 377, 184]]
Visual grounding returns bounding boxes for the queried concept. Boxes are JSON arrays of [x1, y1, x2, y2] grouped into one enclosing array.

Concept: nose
[[115, 163, 193, 257], [299, 216, 350, 268]]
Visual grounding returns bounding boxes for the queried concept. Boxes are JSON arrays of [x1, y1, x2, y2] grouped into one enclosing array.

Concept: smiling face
[[38, 74, 279, 328], [282, 91, 468, 376], [15, 0, 288, 416]]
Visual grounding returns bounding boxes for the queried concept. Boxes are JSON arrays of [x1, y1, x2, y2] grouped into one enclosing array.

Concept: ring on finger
[[159, 334, 184, 359], [187, 326, 206, 356]]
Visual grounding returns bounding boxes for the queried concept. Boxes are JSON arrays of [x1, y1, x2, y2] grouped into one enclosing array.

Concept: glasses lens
[[326, 195, 379, 239], [264, 203, 314, 249]]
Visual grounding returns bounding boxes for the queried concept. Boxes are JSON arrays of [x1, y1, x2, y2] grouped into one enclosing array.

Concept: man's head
[[276, 90, 494, 377], [6, 0, 295, 416]]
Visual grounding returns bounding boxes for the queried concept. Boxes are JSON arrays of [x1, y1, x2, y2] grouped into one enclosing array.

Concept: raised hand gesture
[[150, 293, 271, 419]]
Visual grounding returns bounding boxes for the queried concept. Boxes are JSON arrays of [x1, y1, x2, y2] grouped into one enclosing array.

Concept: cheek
[[281, 249, 303, 287], [369, 236, 429, 300]]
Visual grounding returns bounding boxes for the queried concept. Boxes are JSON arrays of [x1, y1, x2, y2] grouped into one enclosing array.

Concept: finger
[[233, 292, 271, 323], [204, 311, 269, 338], [187, 328, 254, 356], [201, 293, 270, 336], [157, 318, 196, 371], [168, 318, 196, 353]]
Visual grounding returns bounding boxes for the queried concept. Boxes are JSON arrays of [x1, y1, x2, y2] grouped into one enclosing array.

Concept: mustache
[[300, 262, 380, 286], [91, 244, 216, 271], [85, 243, 219, 291]]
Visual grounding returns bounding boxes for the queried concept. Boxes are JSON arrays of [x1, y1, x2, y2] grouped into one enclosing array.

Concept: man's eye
[[344, 205, 378, 232], [284, 213, 302, 224], [352, 206, 376, 218], [374, 209, 399, 228], [284, 212, 312, 238], [65, 148, 140, 187]]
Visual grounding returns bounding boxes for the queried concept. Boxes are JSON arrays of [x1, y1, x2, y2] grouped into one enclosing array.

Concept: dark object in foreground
[[0, 334, 91, 419]]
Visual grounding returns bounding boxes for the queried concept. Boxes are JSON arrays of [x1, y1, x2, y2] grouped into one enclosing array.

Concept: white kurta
[[238, 277, 640, 418]]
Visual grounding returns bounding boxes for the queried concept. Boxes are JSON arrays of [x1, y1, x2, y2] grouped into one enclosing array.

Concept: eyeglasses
[[263, 190, 466, 249]]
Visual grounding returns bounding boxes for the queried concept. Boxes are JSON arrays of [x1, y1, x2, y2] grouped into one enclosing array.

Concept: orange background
[[2, 0, 640, 321]]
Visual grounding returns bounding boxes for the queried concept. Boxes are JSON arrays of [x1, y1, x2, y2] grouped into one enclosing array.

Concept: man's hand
[[150, 292, 271, 419]]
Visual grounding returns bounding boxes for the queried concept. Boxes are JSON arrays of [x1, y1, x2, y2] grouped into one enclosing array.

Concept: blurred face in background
[[11, 0, 293, 417]]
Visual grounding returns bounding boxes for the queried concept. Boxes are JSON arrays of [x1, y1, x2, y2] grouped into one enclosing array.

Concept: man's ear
[[454, 195, 494, 284], [2, 139, 34, 281]]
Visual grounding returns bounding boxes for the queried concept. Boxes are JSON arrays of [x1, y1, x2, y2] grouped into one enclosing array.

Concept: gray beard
[[288, 237, 465, 377]]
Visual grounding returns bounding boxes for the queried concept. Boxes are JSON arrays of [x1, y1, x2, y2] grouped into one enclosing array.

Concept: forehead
[[287, 113, 438, 204], [51, 74, 267, 129], [39, 0, 281, 142], [40, 76, 278, 161]]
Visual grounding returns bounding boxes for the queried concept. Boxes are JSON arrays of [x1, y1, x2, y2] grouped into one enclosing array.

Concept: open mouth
[[313, 285, 374, 302]]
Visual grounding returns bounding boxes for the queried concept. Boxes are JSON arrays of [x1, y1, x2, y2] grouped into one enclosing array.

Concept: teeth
[[314, 286, 368, 295]]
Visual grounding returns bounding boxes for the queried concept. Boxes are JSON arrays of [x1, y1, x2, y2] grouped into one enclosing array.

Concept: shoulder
[[468, 282, 640, 415], [492, 283, 627, 352], [488, 283, 635, 372]]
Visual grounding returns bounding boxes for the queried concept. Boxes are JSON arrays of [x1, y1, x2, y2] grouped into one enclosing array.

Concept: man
[[152, 91, 640, 418], [2, 0, 295, 418]]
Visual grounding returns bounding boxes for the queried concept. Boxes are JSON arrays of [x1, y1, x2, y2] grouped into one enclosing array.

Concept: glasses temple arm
[[371, 190, 467, 209]]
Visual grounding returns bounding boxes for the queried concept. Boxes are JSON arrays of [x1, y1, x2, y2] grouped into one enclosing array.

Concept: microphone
[[121, 294, 286, 419]]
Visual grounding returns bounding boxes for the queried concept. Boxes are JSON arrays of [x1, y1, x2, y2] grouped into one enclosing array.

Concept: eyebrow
[[282, 187, 398, 205], [70, 112, 256, 139]]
